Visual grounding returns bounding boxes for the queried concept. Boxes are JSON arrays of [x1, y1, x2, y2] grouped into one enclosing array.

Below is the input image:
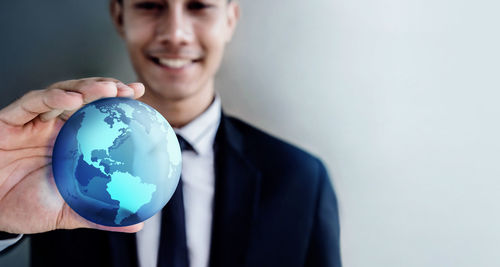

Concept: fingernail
[[128, 82, 144, 88], [116, 82, 128, 90], [117, 83, 133, 93]]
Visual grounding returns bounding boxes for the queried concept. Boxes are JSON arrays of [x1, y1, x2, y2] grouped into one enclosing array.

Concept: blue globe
[[52, 97, 182, 227]]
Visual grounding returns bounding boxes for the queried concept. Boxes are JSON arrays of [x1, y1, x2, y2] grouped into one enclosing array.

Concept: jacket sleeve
[[304, 160, 342, 267]]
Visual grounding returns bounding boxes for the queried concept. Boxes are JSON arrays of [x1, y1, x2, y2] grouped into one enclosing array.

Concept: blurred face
[[112, 0, 239, 101]]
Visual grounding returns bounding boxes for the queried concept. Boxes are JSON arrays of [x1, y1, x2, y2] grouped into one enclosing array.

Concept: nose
[[156, 5, 193, 46]]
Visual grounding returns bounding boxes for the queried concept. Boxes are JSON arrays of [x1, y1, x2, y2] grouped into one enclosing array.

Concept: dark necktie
[[157, 134, 192, 267]]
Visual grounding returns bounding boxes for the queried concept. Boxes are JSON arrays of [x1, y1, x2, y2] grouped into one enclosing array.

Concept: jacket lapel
[[106, 113, 261, 267], [208, 113, 262, 267]]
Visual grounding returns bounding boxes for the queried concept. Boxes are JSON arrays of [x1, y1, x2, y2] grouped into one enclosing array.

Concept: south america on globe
[[52, 97, 182, 227]]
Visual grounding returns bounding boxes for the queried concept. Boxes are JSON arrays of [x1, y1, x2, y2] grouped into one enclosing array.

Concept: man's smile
[[149, 55, 203, 70]]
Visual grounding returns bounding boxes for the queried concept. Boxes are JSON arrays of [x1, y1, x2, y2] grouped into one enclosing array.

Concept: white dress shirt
[[136, 95, 221, 267], [0, 234, 22, 252]]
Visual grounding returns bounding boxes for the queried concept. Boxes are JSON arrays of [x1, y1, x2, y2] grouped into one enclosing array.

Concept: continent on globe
[[52, 97, 182, 227], [106, 171, 156, 225]]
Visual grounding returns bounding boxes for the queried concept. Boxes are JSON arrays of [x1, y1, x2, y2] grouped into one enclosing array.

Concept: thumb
[[93, 222, 144, 233], [58, 204, 144, 233]]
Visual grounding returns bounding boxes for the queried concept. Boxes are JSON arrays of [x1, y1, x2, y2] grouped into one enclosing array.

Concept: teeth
[[158, 58, 192, 68]]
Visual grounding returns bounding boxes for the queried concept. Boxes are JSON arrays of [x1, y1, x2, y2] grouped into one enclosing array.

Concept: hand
[[0, 78, 145, 234]]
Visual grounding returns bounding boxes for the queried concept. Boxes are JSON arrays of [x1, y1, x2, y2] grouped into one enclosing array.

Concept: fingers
[[61, 204, 144, 233], [57, 81, 145, 121], [0, 78, 145, 126], [95, 223, 145, 233], [0, 89, 84, 126], [51, 80, 125, 121], [127, 82, 145, 99], [39, 90, 84, 121], [51, 79, 130, 105]]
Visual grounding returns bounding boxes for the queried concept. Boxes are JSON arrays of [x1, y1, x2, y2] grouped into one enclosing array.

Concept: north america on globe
[[52, 97, 182, 227]]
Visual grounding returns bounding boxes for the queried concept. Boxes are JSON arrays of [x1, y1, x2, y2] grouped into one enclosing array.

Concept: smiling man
[[0, 0, 341, 266], [118, 0, 234, 128]]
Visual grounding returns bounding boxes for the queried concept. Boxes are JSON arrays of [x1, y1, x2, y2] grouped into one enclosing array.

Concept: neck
[[138, 83, 215, 128]]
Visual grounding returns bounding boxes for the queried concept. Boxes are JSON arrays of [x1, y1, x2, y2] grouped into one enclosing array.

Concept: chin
[[146, 83, 200, 101]]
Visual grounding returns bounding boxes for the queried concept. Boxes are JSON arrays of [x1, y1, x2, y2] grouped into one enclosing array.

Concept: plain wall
[[1, 0, 499, 266]]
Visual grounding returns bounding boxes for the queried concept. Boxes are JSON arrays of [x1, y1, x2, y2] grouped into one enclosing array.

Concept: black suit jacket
[[29, 113, 342, 267]]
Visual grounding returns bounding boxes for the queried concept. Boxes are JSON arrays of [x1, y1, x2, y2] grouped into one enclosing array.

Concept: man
[[0, 0, 341, 266]]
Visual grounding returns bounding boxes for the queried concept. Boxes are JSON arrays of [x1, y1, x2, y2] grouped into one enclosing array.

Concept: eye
[[134, 1, 165, 10], [187, 1, 212, 11]]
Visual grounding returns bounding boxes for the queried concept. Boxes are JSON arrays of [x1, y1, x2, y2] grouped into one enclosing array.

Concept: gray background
[[1, 0, 499, 266]]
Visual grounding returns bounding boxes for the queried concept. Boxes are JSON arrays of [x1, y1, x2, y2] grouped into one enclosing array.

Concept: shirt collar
[[174, 94, 221, 155]]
